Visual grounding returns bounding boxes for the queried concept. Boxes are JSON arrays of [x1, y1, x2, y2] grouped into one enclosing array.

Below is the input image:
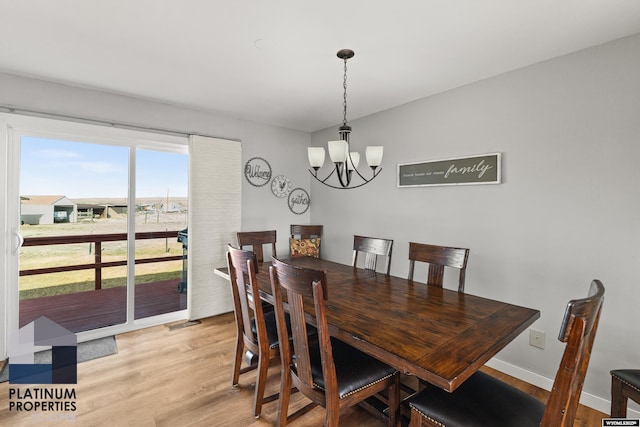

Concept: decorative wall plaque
[[244, 157, 272, 187], [288, 188, 310, 215], [271, 174, 292, 198], [398, 153, 501, 187]]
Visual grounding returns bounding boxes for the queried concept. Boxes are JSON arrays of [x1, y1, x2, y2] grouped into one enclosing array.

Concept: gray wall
[[310, 33, 640, 409], [0, 72, 311, 255]]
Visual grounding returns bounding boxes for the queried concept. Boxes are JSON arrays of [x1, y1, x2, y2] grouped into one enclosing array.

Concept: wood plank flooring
[[0, 312, 608, 426]]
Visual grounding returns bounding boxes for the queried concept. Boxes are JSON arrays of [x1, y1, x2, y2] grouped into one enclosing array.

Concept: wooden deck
[[19, 279, 187, 333]]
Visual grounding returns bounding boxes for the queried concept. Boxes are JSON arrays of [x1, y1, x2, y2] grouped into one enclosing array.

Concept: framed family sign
[[398, 153, 501, 188]]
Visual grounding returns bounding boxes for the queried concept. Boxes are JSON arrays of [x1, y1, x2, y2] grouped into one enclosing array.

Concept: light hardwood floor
[[0, 312, 608, 426]]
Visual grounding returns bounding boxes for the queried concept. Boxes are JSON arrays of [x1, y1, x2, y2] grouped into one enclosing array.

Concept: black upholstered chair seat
[[409, 371, 545, 427], [307, 337, 397, 399], [251, 312, 317, 350], [611, 370, 640, 391], [250, 311, 291, 350], [611, 369, 640, 417]]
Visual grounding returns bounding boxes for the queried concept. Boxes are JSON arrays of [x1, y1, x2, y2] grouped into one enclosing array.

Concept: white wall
[[310, 33, 640, 412]]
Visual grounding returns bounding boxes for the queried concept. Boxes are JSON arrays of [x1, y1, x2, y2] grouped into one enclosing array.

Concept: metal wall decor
[[244, 156, 272, 187], [288, 188, 310, 215], [271, 174, 292, 198]]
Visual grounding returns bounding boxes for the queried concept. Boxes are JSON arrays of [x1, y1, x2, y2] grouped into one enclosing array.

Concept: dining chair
[[352, 235, 393, 275], [408, 242, 470, 292], [237, 230, 277, 263], [226, 244, 283, 417], [289, 224, 323, 258], [269, 256, 401, 427], [408, 279, 605, 427], [237, 230, 277, 313], [610, 369, 640, 417]]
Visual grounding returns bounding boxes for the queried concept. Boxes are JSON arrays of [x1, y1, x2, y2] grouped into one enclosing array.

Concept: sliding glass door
[[19, 137, 130, 332], [6, 115, 189, 337], [134, 148, 188, 321]]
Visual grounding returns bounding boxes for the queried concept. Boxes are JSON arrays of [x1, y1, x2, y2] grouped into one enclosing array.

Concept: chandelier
[[308, 49, 383, 189]]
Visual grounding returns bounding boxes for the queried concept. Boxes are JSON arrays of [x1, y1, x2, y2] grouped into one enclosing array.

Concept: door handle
[[13, 229, 24, 253]]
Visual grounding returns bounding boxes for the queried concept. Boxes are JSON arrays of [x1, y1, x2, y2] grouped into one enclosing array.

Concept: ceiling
[[1, 1, 640, 133]]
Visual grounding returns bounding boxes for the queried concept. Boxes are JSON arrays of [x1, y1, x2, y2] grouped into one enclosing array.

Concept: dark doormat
[[0, 335, 117, 383]]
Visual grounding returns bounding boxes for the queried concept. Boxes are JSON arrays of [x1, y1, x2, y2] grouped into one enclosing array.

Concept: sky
[[20, 137, 188, 199]]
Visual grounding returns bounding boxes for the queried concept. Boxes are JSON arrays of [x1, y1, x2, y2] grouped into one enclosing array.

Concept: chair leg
[[611, 376, 628, 417], [409, 407, 423, 427], [387, 374, 401, 427], [323, 380, 341, 427], [253, 353, 269, 417], [277, 367, 292, 427], [325, 404, 340, 427], [232, 335, 243, 386]]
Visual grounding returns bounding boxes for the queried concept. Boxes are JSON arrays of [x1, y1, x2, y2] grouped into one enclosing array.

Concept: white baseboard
[[486, 358, 640, 419]]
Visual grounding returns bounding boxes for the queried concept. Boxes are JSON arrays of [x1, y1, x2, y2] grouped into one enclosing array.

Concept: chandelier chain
[[343, 57, 348, 127]]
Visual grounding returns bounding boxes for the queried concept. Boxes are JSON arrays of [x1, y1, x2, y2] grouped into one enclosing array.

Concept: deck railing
[[20, 230, 184, 290]]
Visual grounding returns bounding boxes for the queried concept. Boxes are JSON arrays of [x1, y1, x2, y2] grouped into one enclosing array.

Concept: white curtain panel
[[188, 135, 241, 320]]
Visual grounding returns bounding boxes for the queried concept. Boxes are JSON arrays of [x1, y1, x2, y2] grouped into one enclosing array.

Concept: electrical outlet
[[529, 329, 545, 349]]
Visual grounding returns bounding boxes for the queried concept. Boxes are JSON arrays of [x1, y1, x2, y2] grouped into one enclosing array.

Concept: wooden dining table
[[214, 257, 540, 393]]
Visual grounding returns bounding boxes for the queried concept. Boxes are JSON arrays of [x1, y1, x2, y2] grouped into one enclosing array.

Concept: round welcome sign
[[288, 188, 310, 215], [244, 157, 272, 187]]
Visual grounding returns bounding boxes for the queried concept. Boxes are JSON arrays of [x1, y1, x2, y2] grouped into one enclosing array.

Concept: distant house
[[73, 198, 128, 219], [164, 202, 184, 213], [21, 195, 77, 225]]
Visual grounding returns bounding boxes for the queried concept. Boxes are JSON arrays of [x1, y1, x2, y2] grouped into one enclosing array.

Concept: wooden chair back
[[352, 235, 393, 275], [227, 244, 285, 416], [269, 256, 400, 426], [408, 242, 469, 292], [237, 230, 277, 263], [226, 244, 264, 353], [290, 224, 323, 239], [540, 279, 605, 427], [269, 257, 329, 400]]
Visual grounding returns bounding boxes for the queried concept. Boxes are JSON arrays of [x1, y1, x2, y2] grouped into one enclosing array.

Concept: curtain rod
[[0, 105, 237, 141]]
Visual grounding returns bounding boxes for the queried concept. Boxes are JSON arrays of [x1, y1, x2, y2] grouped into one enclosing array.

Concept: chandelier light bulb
[[347, 152, 360, 171], [328, 140, 348, 163], [366, 146, 383, 168], [308, 147, 326, 169]]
